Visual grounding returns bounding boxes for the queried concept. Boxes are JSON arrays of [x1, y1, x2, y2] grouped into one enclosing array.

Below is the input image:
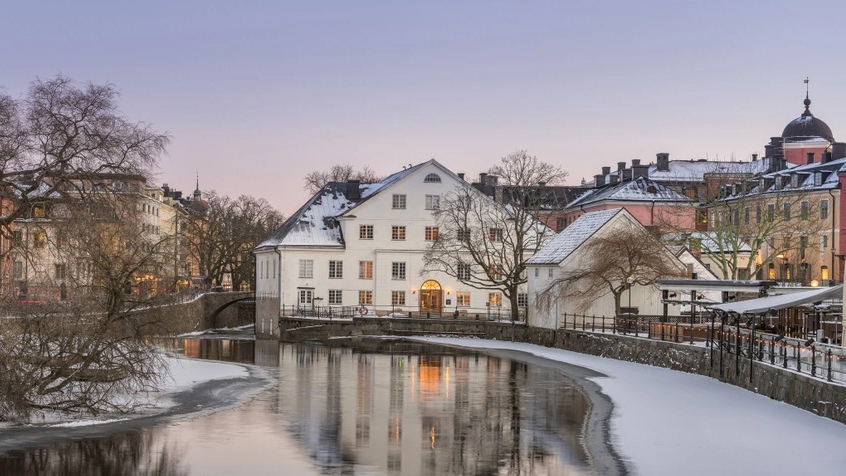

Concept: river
[[0, 337, 622, 475]]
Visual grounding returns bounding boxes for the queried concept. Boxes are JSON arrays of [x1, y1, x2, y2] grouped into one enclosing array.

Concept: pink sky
[[3, 1, 845, 216]]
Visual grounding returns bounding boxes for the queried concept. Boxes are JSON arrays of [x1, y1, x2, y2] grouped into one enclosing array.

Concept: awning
[[710, 285, 843, 314]]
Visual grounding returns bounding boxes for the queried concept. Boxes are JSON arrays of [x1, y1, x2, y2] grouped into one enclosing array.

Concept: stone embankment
[[277, 316, 846, 424], [135, 291, 254, 335]]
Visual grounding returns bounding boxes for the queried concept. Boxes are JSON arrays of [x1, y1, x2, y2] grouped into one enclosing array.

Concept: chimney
[[633, 164, 649, 179], [656, 152, 670, 171], [479, 172, 487, 184], [609, 174, 619, 185], [751, 153, 758, 162], [833, 142, 846, 160], [688, 238, 701, 259], [823, 152, 832, 163], [622, 169, 632, 181], [458, 172, 465, 181], [807, 152, 815, 164], [631, 158, 641, 166], [601, 166, 611, 175], [594, 174, 605, 187], [617, 161, 626, 173], [346, 179, 361, 200]]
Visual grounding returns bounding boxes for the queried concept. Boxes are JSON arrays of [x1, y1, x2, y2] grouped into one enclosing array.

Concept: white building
[[527, 208, 687, 329], [255, 160, 520, 338]]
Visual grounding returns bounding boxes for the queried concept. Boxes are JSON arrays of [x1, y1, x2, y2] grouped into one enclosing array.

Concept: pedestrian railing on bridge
[[280, 304, 526, 322]]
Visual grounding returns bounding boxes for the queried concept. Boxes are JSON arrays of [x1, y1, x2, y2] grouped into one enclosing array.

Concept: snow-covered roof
[[665, 231, 751, 254], [255, 161, 432, 249], [722, 157, 846, 201], [527, 208, 624, 265], [711, 285, 842, 314], [647, 158, 778, 183], [566, 176, 688, 209]]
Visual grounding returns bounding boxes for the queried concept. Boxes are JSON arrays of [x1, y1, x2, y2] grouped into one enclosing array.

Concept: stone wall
[[278, 317, 846, 424], [132, 292, 254, 336]]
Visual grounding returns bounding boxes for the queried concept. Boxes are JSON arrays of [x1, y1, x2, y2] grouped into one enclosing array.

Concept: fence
[[558, 312, 846, 384], [280, 304, 526, 322]]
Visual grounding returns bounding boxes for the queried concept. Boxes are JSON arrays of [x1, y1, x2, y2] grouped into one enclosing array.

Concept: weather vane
[[804, 77, 809, 97]]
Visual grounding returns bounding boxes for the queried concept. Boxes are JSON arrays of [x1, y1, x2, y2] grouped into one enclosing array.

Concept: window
[[425, 226, 439, 241], [821, 200, 829, 220], [556, 217, 565, 231], [457, 263, 471, 280], [424, 173, 442, 183], [767, 204, 775, 221], [456, 291, 470, 307], [392, 291, 406, 306], [391, 262, 406, 280], [359, 225, 374, 240], [488, 292, 502, 307], [55, 232, 68, 249], [272, 260, 276, 278], [12, 230, 21, 246], [488, 228, 503, 242], [488, 264, 502, 281], [801, 201, 809, 220], [684, 188, 696, 199], [425, 195, 440, 210], [767, 263, 775, 279], [743, 207, 749, 225], [732, 209, 739, 225], [358, 290, 373, 305], [33, 231, 46, 248], [392, 226, 406, 240], [329, 289, 343, 305], [33, 205, 46, 218], [392, 194, 406, 209], [548, 268, 553, 278], [329, 260, 343, 279], [821, 236, 828, 249], [299, 289, 313, 305], [298, 260, 313, 278], [822, 266, 830, 281], [755, 205, 761, 224], [13, 261, 22, 279], [534, 268, 539, 277], [783, 203, 791, 220], [517, 293, 528, 308], [359, 261, 373, 279], [457, 228, 471, 242]]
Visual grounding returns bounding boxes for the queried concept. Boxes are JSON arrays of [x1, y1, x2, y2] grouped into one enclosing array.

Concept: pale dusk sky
[[3, 1, 846, 216]]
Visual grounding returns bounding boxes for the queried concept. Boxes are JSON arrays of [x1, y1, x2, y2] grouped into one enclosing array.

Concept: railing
[[557, 312, 846, 384], [280, 304, 526, 322]]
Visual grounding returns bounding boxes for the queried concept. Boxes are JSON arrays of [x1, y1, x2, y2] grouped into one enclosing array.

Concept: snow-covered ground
[[416, 337, 846, 476]]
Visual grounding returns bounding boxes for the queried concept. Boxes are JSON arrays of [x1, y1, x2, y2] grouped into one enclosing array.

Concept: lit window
[[329, 289, 343, 305], [424, 173, 441, 183], [425, 195, 440, 210], [359, 225, 374, 240], [456, 291, 470, 307], [392, 226, 406, 240], [392, 194, 406, 209], [822, 266, 830, 281], [391, 262, 406, 280], [392, 291, 406, 306], [298, 260, 314, 278], [329, 260, 343, 279], [767, 263, 775, 279], [488, 292, 502, 307], [359, 261, 373, 279], [489, 228, 503, 242], [425, 226, 439, 241], [489, 264, 502, 281], [33, 231, 46, 248], [358, 290, 373, 305]]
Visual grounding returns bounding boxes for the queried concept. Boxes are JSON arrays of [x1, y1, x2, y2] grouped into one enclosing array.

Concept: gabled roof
[[647, 158, 777, 183], [665, 231, 752, 254], [722, 157, 846, 201], [255, 159, 449, 250], [526, 208, 625, 265], [566, 176, 688, 210]]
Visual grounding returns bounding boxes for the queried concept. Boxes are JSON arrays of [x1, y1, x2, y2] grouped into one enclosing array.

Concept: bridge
[[135, 291, 255, 335]]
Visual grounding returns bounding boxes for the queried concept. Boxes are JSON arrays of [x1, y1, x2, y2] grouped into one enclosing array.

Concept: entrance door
[[420, 280, 442, 315]]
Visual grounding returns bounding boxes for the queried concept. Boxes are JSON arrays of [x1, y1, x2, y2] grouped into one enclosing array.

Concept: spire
[[802, 77, 812, 116], [193, 173, 201, 198]]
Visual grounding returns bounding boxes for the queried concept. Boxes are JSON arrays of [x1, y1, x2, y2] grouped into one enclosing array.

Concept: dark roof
[[566, 175, 688, 209], [782, 96, 834, 142]]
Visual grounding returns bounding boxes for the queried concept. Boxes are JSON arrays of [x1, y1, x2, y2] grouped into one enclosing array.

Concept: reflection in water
[[0, 339, 599, 475], [276, 340, 595, 475]]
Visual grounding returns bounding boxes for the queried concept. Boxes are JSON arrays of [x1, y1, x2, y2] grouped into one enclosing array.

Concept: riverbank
[[0, 354, 273, 455], [418, 336, 846, 476]]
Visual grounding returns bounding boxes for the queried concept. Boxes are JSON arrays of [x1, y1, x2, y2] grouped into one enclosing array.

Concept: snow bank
[[416, 337, 846, 476]]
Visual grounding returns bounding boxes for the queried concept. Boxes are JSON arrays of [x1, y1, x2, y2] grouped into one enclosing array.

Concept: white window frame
[[392, 262, 406, 280], [425, 195, 440, 210], [298, 260, 314, 279], [329, 260, 343, 279], [392, 194, 406, 209]]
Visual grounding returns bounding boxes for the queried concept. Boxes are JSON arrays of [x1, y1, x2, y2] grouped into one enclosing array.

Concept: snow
[[413, 337, 846, 476], [567, 176, 689, 209], [527, 208, 622, 265]]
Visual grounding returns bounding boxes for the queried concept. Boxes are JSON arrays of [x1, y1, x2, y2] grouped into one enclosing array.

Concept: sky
[[3, 1, 846, 217]]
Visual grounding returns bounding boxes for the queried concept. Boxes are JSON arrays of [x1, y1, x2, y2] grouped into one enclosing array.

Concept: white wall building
[[255, 160, 522, 338]]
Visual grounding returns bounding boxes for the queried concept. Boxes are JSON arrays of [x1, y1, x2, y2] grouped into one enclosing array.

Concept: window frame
[[392, 194, 407, 209], [359, 225, 374, 240], [391, 225, 406, 241], [359, 260, 374, 279], [425, 194, 440, 210], [391, 261, 406, 280], [329, 260, 343, 279], [425, 226, 439, 241], [298, 259, 314, 279]]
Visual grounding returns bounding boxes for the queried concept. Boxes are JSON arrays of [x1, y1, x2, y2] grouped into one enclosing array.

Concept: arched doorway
[[420, 280, 442, 315]]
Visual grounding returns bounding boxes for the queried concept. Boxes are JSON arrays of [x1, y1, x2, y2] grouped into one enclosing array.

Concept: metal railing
[[280, 304, 526, 322]]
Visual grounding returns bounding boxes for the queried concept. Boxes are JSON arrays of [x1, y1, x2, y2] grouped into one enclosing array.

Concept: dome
[[782, 96, 834, 142]]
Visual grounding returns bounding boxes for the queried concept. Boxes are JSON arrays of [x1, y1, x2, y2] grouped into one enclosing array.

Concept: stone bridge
[[137, 291, 255, 335]]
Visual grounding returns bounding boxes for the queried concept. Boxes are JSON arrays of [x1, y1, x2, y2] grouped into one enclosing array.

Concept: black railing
[[280, 304, 526, 322]]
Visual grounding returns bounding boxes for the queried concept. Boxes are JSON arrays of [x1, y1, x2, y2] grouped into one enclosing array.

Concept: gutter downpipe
[[828, 188, 837, 283], [276, 247, 285, 339]]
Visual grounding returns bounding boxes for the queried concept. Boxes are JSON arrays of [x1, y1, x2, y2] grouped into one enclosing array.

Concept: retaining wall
[[278, 317, 846, 424], [133, 292, 254, 335]]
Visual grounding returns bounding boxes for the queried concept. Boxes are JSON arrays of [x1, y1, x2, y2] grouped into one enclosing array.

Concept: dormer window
[[790, 174, 799, 188], [424, 173, 442, 183], [814, 172, 823, 187]]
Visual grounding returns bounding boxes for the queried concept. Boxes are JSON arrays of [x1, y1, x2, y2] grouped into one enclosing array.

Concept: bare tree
[[186, 191, 283, 290], [424, 151, 564, 321], [541, 221, 685, 316], [303, 164, 381, 194]]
